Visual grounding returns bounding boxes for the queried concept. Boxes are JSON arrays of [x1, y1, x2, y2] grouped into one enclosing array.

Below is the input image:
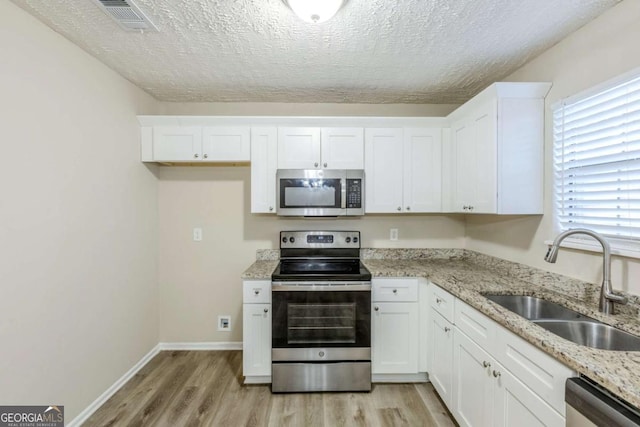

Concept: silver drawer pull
[[436, 298, 443, 304], [483, 361, 491, 368], [254, 289, 260, 295], [444, 326, 451, 332], [374, 306, 379, 311], [264, 308, 269, 313], [393, 289, 398, 294], [493, 370, 501, 378]]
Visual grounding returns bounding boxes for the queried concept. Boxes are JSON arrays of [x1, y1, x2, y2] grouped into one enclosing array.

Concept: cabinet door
[[202, 127, 250, 161], [250, 127, 278, 213], [242, 303, 272, 377], [469, 101, 498, 213], [493, 363, 565, 427], [452, 329, 494, 427], [452, 101, 498, 213], [364, 128, 404, 213], [429, 310, 454, 407], [277, 127, 321, 169], [403, 128, 442, 212], [320, 127, 364, 169], [372, 302, 418, 374], [153, 126, 202, 161]]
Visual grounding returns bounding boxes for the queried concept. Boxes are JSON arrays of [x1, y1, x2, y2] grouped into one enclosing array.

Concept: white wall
[[465, 0, 640, 296], [156, 101, 465, 342], [0, 2, 160, 420]]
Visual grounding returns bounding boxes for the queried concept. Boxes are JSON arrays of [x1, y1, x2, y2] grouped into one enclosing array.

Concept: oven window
[[272, 290, 371, 348], [287, 303, 356, 344]]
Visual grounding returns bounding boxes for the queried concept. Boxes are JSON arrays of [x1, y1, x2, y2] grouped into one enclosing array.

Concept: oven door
[[271, 283, 371, 351], [276, 169, 346, 216]]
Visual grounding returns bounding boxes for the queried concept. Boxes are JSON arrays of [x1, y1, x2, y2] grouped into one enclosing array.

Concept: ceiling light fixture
[[283, 0, 346, 24]]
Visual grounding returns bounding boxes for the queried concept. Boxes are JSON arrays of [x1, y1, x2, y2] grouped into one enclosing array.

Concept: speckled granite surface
[[241, 248, 640, 407]]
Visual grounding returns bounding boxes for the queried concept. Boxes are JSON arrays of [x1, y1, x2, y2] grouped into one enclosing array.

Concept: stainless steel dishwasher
[[566, 376, 640, 426]]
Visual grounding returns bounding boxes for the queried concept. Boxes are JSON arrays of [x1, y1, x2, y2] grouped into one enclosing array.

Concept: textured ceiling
[[12, 0, 620, 104]]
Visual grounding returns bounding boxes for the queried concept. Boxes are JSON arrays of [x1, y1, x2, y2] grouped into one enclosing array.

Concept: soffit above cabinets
[[11, 0, 620, 104]]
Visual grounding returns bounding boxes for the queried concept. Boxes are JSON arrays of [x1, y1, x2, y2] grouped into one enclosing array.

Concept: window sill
[[544, 237, 640, 260]]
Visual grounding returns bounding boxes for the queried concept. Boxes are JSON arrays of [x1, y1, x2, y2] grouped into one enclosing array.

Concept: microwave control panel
[[346, 179, 362, 209]]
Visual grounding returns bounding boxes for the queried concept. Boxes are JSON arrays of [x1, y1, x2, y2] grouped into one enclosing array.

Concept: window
[[553, 70, 640, 254]]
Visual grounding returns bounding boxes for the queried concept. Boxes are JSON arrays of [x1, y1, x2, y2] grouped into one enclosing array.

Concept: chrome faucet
[[544, 228, 627, 315]]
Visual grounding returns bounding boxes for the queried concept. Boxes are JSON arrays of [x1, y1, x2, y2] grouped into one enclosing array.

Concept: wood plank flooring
[[84, 351, 456, 427]]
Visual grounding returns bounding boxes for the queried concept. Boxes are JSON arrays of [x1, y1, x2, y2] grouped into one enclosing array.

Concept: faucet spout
[[544, 228, 627, 314]]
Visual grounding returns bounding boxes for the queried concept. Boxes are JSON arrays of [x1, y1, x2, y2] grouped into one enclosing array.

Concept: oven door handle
[[272, 283, 371, 292]]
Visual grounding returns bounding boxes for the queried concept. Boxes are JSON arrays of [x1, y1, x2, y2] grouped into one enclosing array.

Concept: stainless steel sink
[[484, 294, 640, 351], [532, 320, 640, 351], [484, 294, 593, 321]]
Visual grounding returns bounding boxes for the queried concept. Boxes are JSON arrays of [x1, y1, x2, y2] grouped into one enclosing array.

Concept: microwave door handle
[[341, 178, 347, 209]]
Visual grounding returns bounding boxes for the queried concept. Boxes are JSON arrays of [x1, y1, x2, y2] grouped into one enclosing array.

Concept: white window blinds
[[553, 73, 640, 241]]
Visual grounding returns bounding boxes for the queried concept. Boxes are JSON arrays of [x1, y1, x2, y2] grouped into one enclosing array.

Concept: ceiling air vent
[[93, 0, 158, 32]]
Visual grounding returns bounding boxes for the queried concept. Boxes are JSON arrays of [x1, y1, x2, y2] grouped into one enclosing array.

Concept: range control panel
[[280, 231, 361, 249]]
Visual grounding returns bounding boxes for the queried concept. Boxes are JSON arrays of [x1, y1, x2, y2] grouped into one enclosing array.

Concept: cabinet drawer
[[372, 278, 418, 302], [454, 299, 496, 353], [494, 324, 575, 416], [243, 280, 271, 304], [430, 284, 455, 323]]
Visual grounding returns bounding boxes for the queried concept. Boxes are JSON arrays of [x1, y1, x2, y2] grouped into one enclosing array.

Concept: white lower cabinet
[[453, 329, 564, 427], [242, 280, 271, 383], [371, 278, 428, 380], [428, 284, 574, 426], [372, 302, 418, 374], [428, 310, 454, 407]]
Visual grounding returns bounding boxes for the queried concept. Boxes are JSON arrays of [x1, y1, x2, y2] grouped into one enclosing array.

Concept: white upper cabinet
[[403, 128, 443, 212], [320, 127, 365, 169], [202, 127, 250, 161], [146, 125, 250, 163], [447, 82, 551, 214], [365, 127, 442, 213], [277, 127, 364, 169], [152, 126, 202, 161], [250, 127, 278, 214]]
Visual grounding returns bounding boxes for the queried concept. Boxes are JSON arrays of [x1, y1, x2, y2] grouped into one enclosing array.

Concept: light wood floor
[[84, 351, 457, 427]]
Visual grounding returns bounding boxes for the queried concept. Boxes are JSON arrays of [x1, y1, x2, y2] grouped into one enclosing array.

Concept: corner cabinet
[[242, 280, 271, 383], [447, 82, 551, 214], [365, 128, 443, 213]]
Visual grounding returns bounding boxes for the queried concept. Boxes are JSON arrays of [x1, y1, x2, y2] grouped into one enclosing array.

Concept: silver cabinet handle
[[469, 206, 474, 211], [493, 370, 501, 378], [319, 351, 325, 357], [194, 153, 199, 158], [323, 162, 327, 168], [374, 306, 379, 311], [397, 207, 402, 211], [203, 154, 208, 159], [406, 206, 411, 211], [314, 162, 319, 167], [444, 326, 451, 332], [264, 308, 269, 313], [463, 205, 468, 210], [436, 298, 443, 304], [392, 289, 398, 294], [483, 361, 491, 368], [254, 289, 260, 295], [269, 206, 273, 212]]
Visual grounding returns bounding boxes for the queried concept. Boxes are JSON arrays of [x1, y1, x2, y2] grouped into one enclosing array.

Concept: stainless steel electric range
[[271, 230, 372, 393]]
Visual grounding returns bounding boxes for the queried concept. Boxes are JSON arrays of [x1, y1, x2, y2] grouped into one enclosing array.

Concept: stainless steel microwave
[[276, 169, 365, 217]]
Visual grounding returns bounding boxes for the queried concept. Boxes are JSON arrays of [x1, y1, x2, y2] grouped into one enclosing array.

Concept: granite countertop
[[241, 248, 640, 407]]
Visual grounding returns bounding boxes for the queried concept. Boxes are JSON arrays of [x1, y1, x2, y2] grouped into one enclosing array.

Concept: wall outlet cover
[[217, 315, 231, 331]]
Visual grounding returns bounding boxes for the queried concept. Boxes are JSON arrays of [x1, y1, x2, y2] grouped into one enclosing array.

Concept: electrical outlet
[[193, 227, 203, 241], [217, 315, 231, 331], [390, 228, 398, 241]]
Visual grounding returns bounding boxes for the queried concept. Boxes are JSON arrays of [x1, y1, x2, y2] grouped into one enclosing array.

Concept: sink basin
[[484, 294, 594, 321], [484, 294, 640, 351], [532, 320, 640, 351]]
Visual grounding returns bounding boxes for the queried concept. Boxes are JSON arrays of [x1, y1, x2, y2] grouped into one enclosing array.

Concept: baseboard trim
[[67, 344, 161, 427], [372, 373, 429, 383], [158, 341, 242, 351]]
